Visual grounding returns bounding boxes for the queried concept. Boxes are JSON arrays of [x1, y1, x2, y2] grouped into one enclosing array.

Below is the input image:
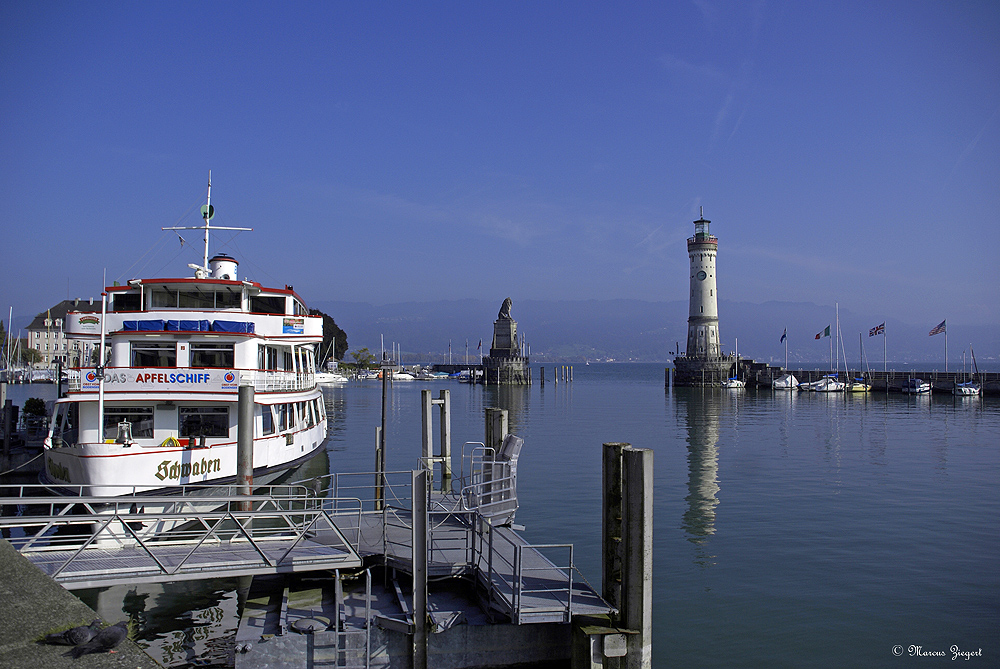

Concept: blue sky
[[2, 1, 998, 334]]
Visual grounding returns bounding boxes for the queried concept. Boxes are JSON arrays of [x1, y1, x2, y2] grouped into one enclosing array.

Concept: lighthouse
[[673, 209, 734, 385]]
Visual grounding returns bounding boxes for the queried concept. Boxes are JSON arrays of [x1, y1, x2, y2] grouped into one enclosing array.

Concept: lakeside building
[[25, 299, 101, 369]]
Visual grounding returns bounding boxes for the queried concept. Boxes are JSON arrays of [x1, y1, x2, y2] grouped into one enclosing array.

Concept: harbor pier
[[0, 401, 655, 668]]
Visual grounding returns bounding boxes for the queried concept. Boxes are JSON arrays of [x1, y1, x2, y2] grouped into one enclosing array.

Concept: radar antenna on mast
[[162, 171, 252, 278]]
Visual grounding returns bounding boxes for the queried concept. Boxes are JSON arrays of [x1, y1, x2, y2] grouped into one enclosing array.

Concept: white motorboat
[[814, 376, 845, 392], [772, 373, 798, 390], [952, 381, 980, 396], [902, 378, 931, 394], [721, 377, 745, 389], [42, 177, 327, 496], [314, 371, 348, 385], [799, 375, 841, 391]]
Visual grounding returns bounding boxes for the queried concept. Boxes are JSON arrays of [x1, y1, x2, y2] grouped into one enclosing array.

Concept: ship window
[[217, 289, 241, 309], [275, 403, 289, 431], [178, 290, 216, 309], [261, 405, 274, 435], [150, 289, 178, 308], [251, 296, 286, 314], [131, 342, 177, 367], [104, 407, 154, 439], [112, 292, 142, 312], [50, 403, 80, 446], [179, 407, 229, 438], [191, 343, 235, 368]]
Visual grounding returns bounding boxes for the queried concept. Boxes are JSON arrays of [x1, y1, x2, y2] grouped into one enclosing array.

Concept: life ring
[[160, 436, 180, 448]]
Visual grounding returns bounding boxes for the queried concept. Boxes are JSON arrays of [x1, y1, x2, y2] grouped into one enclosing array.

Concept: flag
[[815, 325, 830, 340], [477, 339, 482, 351], [869, 322, 885, 337], [929, 320, 946, 336], [780, 329, 786, 343]]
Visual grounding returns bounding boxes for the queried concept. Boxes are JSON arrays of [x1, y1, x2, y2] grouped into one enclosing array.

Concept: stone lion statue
[[498, 297, 513, 320]]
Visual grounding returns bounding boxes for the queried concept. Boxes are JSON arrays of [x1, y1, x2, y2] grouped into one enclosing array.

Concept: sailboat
[[815, 309, 845, 392], [773, 328, 797, 390], [847, 332, 871, 392], [721, 338, 745, 388], [953, 346, 981, 396]]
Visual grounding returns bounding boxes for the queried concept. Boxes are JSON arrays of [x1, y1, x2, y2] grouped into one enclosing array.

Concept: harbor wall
[[744, 363, 1000, 394]]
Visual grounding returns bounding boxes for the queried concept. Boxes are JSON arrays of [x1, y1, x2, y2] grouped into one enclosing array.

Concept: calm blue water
[[6, 365, 999, 667]]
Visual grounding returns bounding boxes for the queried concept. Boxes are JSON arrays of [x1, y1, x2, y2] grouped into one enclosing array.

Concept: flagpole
[[945, 328, 948, 374]]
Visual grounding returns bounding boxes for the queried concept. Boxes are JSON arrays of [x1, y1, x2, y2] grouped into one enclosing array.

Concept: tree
[[350, 347, 376, 369], [309, 309, 348, 363], [19, 347, 42, 365]]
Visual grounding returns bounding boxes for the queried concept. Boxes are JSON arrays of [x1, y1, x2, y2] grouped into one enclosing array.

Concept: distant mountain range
[[311, 298, 999, 365]]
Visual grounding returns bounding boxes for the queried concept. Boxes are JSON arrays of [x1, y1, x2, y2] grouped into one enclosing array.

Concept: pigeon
[[64, 621, 129, 658], [41, 620, 102, 646]]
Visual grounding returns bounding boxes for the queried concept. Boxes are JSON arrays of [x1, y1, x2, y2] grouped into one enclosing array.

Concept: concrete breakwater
[[746, 364, 1000, 394]]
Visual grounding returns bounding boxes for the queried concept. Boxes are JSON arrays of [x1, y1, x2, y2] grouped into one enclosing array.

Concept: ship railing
[[242, 370, 316, 392], [65, 369, 315, 393]]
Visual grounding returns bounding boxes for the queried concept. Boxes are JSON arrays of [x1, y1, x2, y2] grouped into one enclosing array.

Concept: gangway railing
[[0, 488, 363, 589], [286, 467, 586, 625]]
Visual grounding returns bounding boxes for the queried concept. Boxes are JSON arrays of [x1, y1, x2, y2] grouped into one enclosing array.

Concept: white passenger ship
[[42, 179, 327, 496]]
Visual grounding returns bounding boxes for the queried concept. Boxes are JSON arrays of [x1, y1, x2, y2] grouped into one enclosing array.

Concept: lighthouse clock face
[[696, 270, 707, 281]]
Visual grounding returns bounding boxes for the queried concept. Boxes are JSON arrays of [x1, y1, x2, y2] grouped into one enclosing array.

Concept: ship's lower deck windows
[[179, 407, 229, 438], [104, 407, 154, 438]]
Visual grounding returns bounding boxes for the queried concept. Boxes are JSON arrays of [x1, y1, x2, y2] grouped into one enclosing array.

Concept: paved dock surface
[[0, 538, 161, 668]]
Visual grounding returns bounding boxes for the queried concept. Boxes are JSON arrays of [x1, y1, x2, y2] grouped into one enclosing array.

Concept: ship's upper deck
[[63, 277, 322, 339]]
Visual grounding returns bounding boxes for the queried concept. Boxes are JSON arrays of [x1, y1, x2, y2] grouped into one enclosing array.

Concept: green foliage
[[23, 397, 47, 417], [309, 309, 348, 362], [20, 347, 42, 364], [349, 347, 377, 369]]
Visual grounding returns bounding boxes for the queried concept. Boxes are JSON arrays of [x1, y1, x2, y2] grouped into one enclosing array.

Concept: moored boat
[[902, 378, 931, 394], [41, 177, 327, 496], [952, 381, 980, 396], [813, 375, 845, 392], [847, 378, 870, 393], [772, 373, 798, 390]]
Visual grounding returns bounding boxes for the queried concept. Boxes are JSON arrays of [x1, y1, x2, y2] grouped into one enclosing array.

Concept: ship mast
[[162, 171, 252, 278]]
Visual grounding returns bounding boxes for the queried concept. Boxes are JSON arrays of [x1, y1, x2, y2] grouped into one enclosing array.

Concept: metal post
[[2, 398, 11, 460], [602, 443, 653, 669], [237, 384, 255, 511], [622, 447, 653, 668], [377, 365, 391, 511], [438, 389, 452, 487], [421, 389, 433, 465], [412, 469, 428, 669], [602, 443, 627, 616], [374, 427, 384, 511]]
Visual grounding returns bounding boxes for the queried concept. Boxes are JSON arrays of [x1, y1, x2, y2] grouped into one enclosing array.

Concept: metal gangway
[[0, 483, 362, 590], [292, 442, 611, 626]]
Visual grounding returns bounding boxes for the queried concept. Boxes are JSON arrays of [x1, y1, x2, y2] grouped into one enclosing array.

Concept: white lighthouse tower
[[674, 209, 734, 385], [686, 209, 721, 358]]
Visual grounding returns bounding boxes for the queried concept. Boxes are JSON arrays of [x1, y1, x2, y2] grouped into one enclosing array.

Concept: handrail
[[1, 494, 363, 587]]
